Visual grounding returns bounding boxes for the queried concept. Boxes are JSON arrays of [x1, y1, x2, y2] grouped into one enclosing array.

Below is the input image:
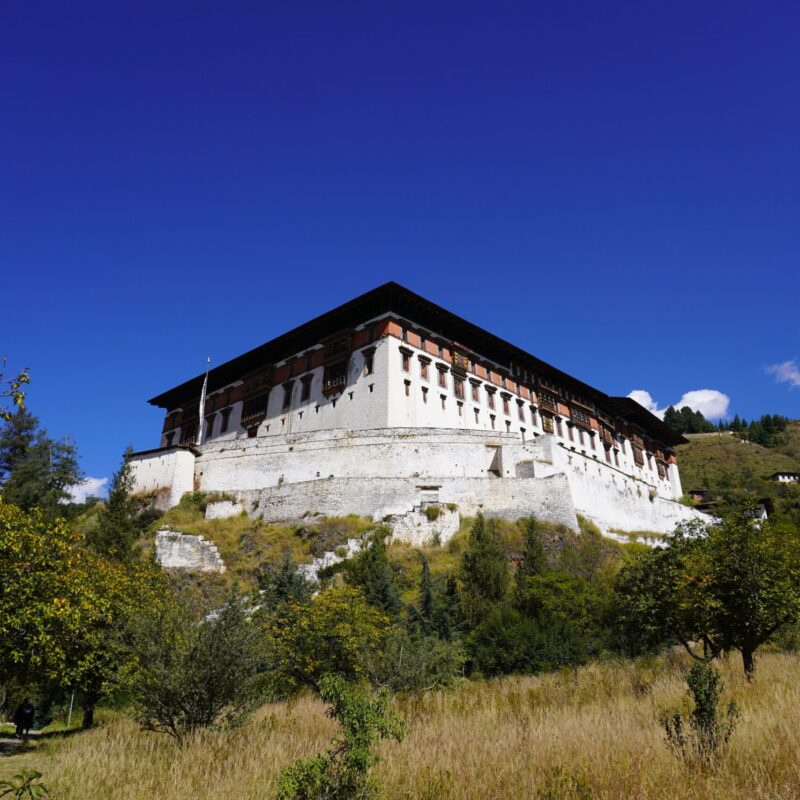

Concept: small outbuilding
[[767, 472, 800, 483]]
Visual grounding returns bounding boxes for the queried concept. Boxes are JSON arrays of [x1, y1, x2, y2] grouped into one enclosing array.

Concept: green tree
[[131, 592, 268, 743], [265, 586, 390, 691], [615, 510, 800, 679], [344, 529, 400, 615], [0, 408, 81, 515], [0, 499, 166, 727], [259, 550, 314, 611], [518, 517, 547, 581], [87, 447, 139, 561], [459, 515, 508, 626]]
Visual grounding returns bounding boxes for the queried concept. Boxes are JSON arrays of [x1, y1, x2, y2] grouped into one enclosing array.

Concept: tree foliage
[[87, 447, 139, 561], [0, 499, 167, 726], [616, 510, 800, 678], [265, 586, 390, 691], [459, 515, 508, 626], [130, 592, 268, 743], [0, 408, 81, 515], [275, 674, 405, 800], [343, 529, 401, 615], [0, 358, 29, 422]]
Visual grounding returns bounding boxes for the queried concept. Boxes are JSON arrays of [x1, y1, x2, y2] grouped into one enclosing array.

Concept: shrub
[[275, 674, 405, 800], [382, 629, 465, 692], [424, 506, 441, 522], [266, 586, 390, 691], [662, 662, 739, 766], [130, 593, 268, 743]]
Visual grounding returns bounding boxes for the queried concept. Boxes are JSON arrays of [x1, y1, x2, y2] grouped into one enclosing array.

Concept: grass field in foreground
[[3, 651, 799, 800]]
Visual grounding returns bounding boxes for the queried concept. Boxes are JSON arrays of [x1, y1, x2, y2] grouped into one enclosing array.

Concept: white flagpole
[[196, 357, 211, 446]]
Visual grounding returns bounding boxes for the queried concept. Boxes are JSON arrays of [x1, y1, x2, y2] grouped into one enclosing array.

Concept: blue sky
[[2, 1, 798, 494]]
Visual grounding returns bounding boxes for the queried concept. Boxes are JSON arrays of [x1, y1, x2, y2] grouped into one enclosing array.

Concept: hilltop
[[675, 421, 800, 518]]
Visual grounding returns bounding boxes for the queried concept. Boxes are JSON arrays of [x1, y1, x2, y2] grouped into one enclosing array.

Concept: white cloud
[[627, 390, 660, 415], [627, 388, 731, 420], [66, 476, 108, 504], [766, 358, 800, 389]]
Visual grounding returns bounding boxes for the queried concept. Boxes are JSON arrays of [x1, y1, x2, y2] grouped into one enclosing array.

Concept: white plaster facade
[[129, 448, 196, 510]]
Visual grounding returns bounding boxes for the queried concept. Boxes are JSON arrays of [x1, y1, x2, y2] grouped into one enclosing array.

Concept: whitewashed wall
[[129, 448, 196, 509]]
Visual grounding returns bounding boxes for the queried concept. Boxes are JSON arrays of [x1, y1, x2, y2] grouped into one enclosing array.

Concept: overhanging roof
[[148, 281, 687, 447]]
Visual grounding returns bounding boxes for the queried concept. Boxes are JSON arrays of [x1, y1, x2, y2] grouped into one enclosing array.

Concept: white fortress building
[[130, 282, 706, 536]]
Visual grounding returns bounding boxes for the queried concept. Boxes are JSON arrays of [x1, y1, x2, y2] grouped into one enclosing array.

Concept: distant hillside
[[675, 421, 800, 519]]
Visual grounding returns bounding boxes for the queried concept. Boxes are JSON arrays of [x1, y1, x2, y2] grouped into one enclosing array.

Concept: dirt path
[[0, 730, 39, 757]]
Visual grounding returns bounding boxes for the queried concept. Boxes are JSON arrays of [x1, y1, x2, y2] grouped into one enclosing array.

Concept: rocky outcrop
[[155, 530, 226, 573]]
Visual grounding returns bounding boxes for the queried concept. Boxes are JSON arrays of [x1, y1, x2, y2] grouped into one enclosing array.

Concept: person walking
[[13, 698, 34, 740]]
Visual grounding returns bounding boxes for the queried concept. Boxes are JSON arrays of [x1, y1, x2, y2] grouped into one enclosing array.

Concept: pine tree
[[89, 447, 139, 561], [459, 515, 509, 627], [0, 407, 81, 514], [518, 518, 547, 581], [417, 554, 435, 633], [345, 529, 401, 615], [260, 550, 314, 610]]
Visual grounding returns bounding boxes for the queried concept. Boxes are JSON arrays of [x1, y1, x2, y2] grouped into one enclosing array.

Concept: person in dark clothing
[[13, 698, 34, 739]]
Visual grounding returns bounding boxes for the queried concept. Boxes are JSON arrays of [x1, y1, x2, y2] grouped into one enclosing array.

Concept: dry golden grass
[[4, 652, 800, 799]]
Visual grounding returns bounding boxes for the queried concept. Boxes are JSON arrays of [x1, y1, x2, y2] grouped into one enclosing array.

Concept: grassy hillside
[[126, 498, 625, 612], [675, 421, 800, 518], [4, 651, 799, 800]]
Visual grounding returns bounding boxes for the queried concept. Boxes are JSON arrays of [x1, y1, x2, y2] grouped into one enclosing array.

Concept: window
[[632, 445, 645, 468], [520, 428, 526, 442], [538, 392, 558, 413], [422, 386, 428, 403], [180, 424, 197, 445], [220, 407, 231, 433], [502, 395, 510, 415], [324, 334, 351, 360], [405, 379, 411, 397], [555, 417, 563, 437], [604, 445, 611, 463], [517, 400, 525, 421], [471, 381, 480, 402], [571, 407, 591, 429], [530, 405, 538, 426], [486, 388, 495, 410], [438, 367, 447, 388], [454, 378, 464, 399], [542, 414, 554, 434], [165, 432, 175, 447], [362, 347, 375, 376], [402, 352, 410, 371], [590, 433, 596, 451], [440, 394, 446, 410], [282, 381, 294, 410], [578, 428, 585, 446], [457, 401, 463, 417], [474, 408, 479, 423], [505, 420, 511, 432], [419, 357, 430, 381], [322, 360, 348, 396], [301, 374, 312, 402], [490, 414, 496, 430], [241, 393, 268, 424], [614, 449, 620, 467], [205, 414, 215, 440], [401, 326, 408, 342], [304, 353, 314, 372], [568, 424, 574, 443]]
